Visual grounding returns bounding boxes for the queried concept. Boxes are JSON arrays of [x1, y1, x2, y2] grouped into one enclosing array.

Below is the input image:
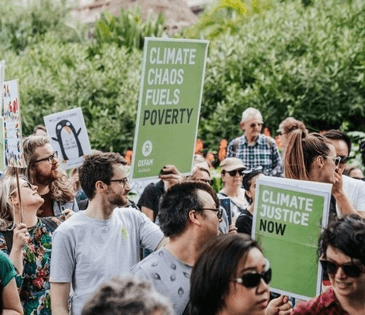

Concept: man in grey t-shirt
[[50, 152, 163, 315], [130, 182, 222, 315]]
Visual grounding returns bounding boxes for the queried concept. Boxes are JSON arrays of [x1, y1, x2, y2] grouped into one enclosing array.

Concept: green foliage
[[347, 131, 365, 170], [0, 0, 82, 53], [196, 0, 365, 150], [91, 5, 167, 55], [3, 36, 142, 153]]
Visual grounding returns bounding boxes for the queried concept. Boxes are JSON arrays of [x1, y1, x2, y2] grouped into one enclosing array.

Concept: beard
[[33, 167, 60, 186], [106, 187, 129, 208]]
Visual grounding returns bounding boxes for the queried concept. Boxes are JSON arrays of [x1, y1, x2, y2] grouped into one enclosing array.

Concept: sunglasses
[[234, 265, 272, 288], [337, 155, 348, 164], [226, 169, 245, 177], [200, 207, 223, 220], [320, 259, 364, 278], [327, 156, 341, 167]]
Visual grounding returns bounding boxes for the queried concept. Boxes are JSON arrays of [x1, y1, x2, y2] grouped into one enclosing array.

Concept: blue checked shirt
[[227, 134, 283, 177]]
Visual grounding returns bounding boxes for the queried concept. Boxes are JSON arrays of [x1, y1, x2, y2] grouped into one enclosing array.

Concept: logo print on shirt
[[121, 227, 129, 240]]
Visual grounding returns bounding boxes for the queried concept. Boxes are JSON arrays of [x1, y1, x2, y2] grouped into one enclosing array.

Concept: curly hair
[[319, 215, 365, 264], [81, 275, 173, 315], [23, 135, 75, 203], [79, 151, 127, 200]]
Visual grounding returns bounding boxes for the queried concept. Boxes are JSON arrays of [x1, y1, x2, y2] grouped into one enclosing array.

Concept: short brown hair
[[79, 152, 127, 200]]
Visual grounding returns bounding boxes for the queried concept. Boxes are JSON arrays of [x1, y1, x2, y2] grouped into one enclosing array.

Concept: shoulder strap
[[3, 230, 13, 253]]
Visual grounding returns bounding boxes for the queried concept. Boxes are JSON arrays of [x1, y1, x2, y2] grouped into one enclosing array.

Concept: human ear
[[188, 210, 202, 226], [95, 180, 107, 193], [239, 121, 245, 131]]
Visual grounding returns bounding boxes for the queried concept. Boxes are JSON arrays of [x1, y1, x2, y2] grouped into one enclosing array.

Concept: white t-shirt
[[338, 175, 365, 215], [50, 207, 163, 315]]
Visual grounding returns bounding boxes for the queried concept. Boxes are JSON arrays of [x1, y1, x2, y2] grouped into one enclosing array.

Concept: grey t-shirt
[[50, 207, 163, 315], [130, 247, 192, 315]]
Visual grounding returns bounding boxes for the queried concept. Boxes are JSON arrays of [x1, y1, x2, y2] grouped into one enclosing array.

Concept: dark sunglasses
[[320, 259, 364, 278], [326, 156, 341, 167], [227, 169, 245, 177], [200, 207, 223, 220], [338, 155, 348, 164], [234, 267, 272, 288]]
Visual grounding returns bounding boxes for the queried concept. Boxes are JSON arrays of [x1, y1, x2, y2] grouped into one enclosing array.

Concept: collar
[[242, 133, 263, 145]]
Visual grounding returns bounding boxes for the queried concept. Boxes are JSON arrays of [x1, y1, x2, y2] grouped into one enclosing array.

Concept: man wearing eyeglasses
[[227, 107, 283, 177], [50, 152, 164, 315], [131, 181, 222, 315], [324, 130, 365, 217], [23, 136, 79, 220]]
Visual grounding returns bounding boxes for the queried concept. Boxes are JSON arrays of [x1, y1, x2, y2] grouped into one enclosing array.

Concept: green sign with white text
[[253, 176, 332, 300], [131, 38, 209, 180]]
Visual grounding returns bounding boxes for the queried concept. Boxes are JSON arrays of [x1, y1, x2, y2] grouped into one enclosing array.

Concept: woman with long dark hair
[[189, 234, 292, 315]]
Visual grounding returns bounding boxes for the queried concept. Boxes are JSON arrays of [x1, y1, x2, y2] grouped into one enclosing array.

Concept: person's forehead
[[327, 139, 349, 156], [34, 143, 53, 158], [197, 189, 215, 206], [112, 163, 126, 177], [326, 245, 357, 263], [246, 115, 263, 123]]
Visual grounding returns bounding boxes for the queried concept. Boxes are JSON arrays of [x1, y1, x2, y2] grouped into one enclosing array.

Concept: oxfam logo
[[142, 141, 153, 157]]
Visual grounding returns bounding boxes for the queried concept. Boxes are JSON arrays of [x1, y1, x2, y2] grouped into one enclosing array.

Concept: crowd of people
[[1, 106, 365, 315]]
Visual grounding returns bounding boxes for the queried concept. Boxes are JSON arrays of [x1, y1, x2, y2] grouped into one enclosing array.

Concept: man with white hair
[[227, 107, 283, 176]]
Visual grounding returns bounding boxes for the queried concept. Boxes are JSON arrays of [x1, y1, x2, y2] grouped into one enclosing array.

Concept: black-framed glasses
[[320, 259, 364, 278], [250, 123, 263, 128], [227, 169, 245, 177], [337, 155, 348, 164], [198, 179, 212, 186], [234, 260, 272, 288], [34, 152, 58, 164], [200, 207, 223, 220], [110, 177, 129, 185], [327, 156, 341, 167]]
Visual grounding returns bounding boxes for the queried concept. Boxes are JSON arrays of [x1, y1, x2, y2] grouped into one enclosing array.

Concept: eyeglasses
[[327, 156, 341, 167], [200, 207, 223, 220], [234, 260, 272, 288], [320, 259, 364, 278], [250, 123, 263, 128], [337, 155, 348, 164], [226, 169, 245, 177], [34, 152, 58, 164], [110, 177, 129, 186], [197, 179, 212, 186]]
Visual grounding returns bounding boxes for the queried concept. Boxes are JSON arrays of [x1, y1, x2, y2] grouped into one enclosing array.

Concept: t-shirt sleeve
[[50, 228, 75, 283], [137, 183, 156, 210], [354, 180, 365, 212], [0, 251, 16, 287], [137, 212, 164, 250]]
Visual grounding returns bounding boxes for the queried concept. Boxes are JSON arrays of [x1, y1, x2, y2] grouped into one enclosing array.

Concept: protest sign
[[3, 80, 26, 168], [0, 60, 4, 114], [252, 176, 332, 300], [131, 38, 209, 180], [0, 117, 4, 171], [44, 107, 91, 170]]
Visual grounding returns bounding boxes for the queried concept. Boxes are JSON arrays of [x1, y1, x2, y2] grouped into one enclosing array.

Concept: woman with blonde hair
[[0, 173, 53, 315]]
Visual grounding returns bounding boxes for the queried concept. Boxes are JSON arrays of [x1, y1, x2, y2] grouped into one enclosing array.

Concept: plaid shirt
[[227, 134, 283, 177], [292, 287, 349, 315]]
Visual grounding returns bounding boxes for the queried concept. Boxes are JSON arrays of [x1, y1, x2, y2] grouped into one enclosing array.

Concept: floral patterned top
[[0, 219, 53, 315]]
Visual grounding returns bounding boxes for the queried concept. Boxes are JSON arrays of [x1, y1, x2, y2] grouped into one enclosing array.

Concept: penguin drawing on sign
[[52, 120, 83, 161]]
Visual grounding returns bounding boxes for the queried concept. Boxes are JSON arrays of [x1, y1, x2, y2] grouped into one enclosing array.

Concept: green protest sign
[[253, 176, 332, 300], [131, 38, 209, 180]]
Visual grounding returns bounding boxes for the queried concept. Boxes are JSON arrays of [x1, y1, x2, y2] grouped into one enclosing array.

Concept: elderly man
[[227, 107, 283, 177]]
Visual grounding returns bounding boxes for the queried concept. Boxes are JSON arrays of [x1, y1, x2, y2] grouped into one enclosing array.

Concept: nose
[[257, 277, 270, 294], [31, 184, 38, 191], [335, 267, 346, 279]]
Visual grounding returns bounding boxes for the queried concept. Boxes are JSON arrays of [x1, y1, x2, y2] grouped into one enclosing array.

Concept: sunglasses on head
[[227, 169, 245, 177], [320, 259, 364, 278], [234, 260, 272, 288]]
